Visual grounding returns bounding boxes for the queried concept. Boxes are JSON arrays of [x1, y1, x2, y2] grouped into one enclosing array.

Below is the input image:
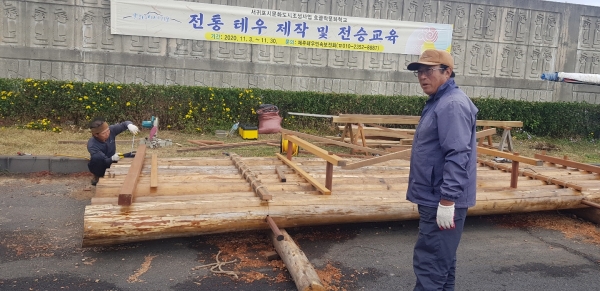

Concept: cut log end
[[118, 194, 132, 206]]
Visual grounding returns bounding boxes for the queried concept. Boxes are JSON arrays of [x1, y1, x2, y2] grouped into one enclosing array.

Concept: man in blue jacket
[[87, 117, 139, 185], [406, 49, 478, 290]]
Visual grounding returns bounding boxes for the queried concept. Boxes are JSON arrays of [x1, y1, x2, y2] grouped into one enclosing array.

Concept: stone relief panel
[[496, 44, 527, 78], [78, 0, 110, 7], [369, 0, 402, 20], [529, 11, 559, 47], [210, 0, 250, 62], [251, 0, 291, 65], [576, 50, 600, 74], [328, 0, 366, 69], [1, 1, 24, 46], [402, 0, 437, 23], [291, 0, 330, 68], [465, 41, 497, 77], [579, 16, 600, 50], [526, 46, 556, 79], [51, 7, 74, 49], [469, 5, 500, 42], [29, 3, 51, 47], [365, 0, 400, 71], [437, 2, 470, 40], [100, 11, 121, 51], [500, 8, 530, 44], [450, 40, 467, 75]]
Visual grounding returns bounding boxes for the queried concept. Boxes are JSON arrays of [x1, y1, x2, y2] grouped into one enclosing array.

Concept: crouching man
[[87, 117, 139, 185]]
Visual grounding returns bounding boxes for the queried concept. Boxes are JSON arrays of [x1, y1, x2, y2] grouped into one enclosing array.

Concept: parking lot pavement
[[1, 175, 599, 291]]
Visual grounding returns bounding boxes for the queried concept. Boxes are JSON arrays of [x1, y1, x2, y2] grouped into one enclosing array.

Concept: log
[[82, 185, 600, 247], [269, 228, 325, 291]]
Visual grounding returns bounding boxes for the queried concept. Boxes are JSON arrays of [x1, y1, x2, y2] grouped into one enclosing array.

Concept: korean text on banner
[[111, 0, 453, 55]]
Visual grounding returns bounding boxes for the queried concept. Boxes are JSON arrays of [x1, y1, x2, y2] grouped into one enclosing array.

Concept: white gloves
[[127, 124, 139, 135], [436, 202, 455, 230], [111, 153, 120, 162]]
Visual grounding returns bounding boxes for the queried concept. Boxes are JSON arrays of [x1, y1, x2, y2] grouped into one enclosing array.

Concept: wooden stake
[[269, 229, 325, 291]]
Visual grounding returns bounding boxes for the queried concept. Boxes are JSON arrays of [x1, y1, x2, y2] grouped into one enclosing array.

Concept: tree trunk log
[[270, 229, 325, 291]]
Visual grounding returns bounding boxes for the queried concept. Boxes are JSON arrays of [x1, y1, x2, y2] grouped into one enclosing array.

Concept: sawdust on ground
[[489, 212, 600, 245]]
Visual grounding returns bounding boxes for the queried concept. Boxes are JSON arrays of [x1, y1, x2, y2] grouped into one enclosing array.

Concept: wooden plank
[[334, 114, 523, 128], [188, 139, 225, 145], [118, 144, 147, 206], [476, 120, 523, 127], [150, 153, 158, 189], [333, 115, 421, 124], [59, 140, 132, 144], [476, 128, 497, 139], [188, 140, 208, 146], [477, 147, 543, 166], [276, 153, 331, 195], [177, 140, 278, 152], [276, 166, 287, 182], [343, 149, 412, 170], [534, 153, 600, 174], [280, 129, 388, 155], [282, 134, 347, 167], [269, 228, 326, 291]]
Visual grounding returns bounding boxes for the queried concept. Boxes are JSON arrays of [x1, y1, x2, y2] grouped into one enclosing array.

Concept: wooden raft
[[82, 154, 600, 247]]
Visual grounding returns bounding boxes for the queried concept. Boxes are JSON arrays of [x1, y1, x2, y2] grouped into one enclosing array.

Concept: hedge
[[1, 78, 598, 138]]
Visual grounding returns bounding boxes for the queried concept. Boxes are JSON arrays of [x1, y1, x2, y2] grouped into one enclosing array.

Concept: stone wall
[[1, 0, 600, 104]]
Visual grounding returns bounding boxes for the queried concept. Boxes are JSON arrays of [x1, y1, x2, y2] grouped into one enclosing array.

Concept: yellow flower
[[106, 97, 110, 101], [117, 86, 122, 89], [86, 105, 91, 109], [126, 102, 131, 106], [78, 98, 82, 101], [225, 108, 230, 112]]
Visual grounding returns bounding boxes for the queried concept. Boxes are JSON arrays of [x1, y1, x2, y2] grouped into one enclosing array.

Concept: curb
[[0, 156, 89, 174]]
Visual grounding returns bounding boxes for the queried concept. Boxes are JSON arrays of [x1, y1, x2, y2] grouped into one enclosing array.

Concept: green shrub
[[1, 78, 599, 138]]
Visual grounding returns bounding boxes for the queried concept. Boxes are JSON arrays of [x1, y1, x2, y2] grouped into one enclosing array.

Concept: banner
[[111, 0, 453, 55]]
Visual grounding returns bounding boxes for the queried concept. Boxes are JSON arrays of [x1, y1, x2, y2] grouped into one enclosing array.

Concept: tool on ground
[[141, 116, 159, 129], [17, 152, 32, 156]]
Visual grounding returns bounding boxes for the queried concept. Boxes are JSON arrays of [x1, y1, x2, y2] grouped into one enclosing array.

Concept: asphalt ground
[[1, 174, 599, 291]]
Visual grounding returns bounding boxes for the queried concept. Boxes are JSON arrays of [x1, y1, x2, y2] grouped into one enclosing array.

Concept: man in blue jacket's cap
[[406, 49, 479, 291]]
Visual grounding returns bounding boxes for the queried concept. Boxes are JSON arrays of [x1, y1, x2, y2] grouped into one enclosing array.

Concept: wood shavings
[[127, 254, 157, 283]]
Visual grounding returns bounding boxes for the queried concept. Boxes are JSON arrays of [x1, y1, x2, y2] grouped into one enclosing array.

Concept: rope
[[254, 185, 266, 192], [194, 251, 238, 279]]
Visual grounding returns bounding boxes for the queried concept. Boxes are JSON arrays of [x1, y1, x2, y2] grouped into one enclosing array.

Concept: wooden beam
[[269, 228, 326, 291], [276, 166, 287, 182], [59, 140, 132, 144], [150, 153, 158, 189], [333, 114, 523, 128], [280, 128, 388, 155], [534, 153, 600, 174], [476, 128, 497, 139], [333, 115, 420, 125], [188, 139, 225, 145], [343, 149, 412, 170], [177, 140, 278, 152], [477, 147, 543, 166], [188, 140, 209, 146], [282, 134, 347, 167], [276, 153, 331, 195], [118, 144, 147, 206], [476, 120, 523, 127], [266, 216, 284, 241], [231, 154, 272, 201]]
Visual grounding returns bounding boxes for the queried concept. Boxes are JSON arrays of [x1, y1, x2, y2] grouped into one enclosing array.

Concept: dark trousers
[[413, 205, 468, 291], [88, 157, 109, 178]]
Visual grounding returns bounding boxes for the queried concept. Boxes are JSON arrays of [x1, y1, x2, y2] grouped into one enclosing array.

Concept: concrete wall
[[1, 0, 600, 104]]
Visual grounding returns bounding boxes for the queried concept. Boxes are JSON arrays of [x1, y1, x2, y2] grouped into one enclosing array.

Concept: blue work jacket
[[406, 79, 478, 209], [87, 121, 132, 167]]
